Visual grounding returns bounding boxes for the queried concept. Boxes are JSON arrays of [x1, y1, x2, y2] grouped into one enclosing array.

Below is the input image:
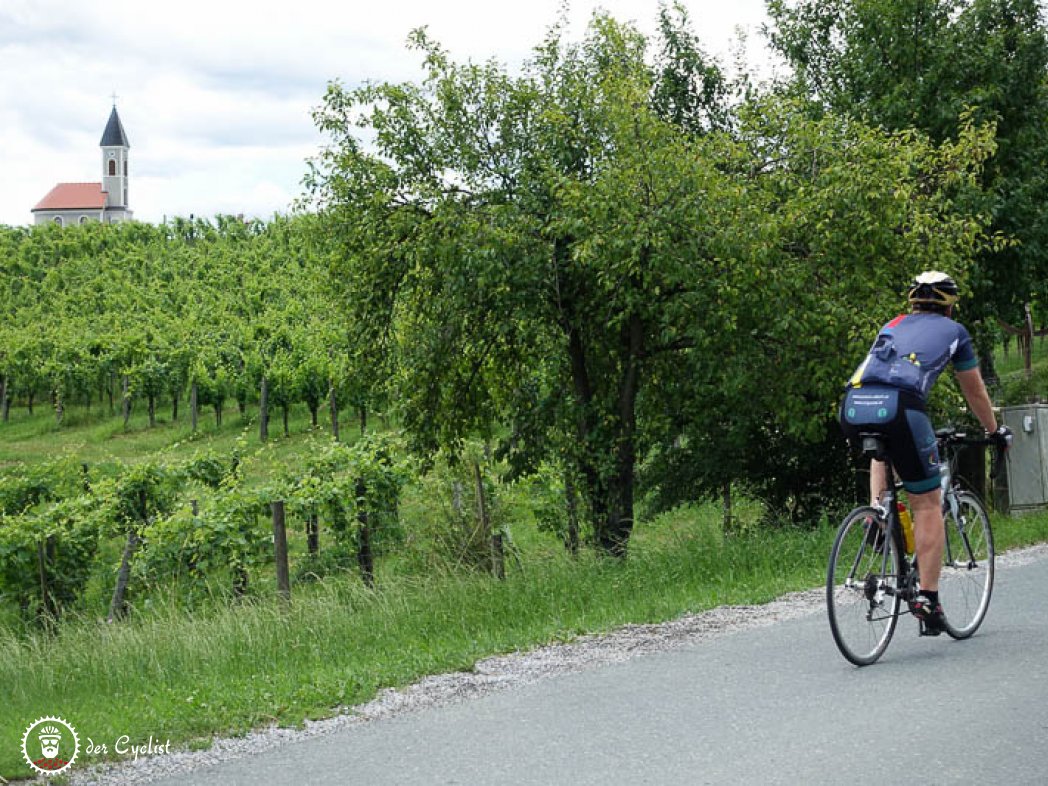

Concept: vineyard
[[3, 1, 1048, 626], [0, 213, 565, 628]]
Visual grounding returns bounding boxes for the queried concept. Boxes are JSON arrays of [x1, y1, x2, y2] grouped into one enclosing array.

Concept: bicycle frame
[[868, 429, 995, 596]]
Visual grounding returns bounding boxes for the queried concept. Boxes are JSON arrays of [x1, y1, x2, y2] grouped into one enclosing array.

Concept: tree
[[310, 17, 727, 553], [309, 13, 997, 549], [767, 0, 1048, 349], [651, 1, 734, 135], [642, 100, 998, 520]]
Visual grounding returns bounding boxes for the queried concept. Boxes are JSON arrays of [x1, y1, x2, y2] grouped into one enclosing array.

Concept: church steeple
[[100, 103, 130, 209], [100, 105, 130, 147], [32, 102, 134, 224]]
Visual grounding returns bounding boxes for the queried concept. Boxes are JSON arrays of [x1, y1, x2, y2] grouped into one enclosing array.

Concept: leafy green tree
[[651, 1, 734, 134], [309, 18, 697, 554], [645, 100, 997, 519], [767, 0, 1048, 342], [309, 13, 997, 548]]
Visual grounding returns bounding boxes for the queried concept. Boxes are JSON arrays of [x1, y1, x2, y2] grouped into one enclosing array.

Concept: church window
[[53, 216, 63, 226], [108, 160, 117, 176], [79, 216, 88, 224]]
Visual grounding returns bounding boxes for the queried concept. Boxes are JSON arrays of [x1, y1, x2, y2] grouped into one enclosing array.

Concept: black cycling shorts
[[839, 386, 942, 494]]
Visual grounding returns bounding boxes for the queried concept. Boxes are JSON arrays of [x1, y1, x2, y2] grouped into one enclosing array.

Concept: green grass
[[0, 504, 817, 780], [993, 333, 1048, 379], [0, 400, 359, 492]]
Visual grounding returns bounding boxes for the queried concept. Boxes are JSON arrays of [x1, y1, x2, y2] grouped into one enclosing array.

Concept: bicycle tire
[[827, 506, 903, 666], [940, 491, 994, 639]]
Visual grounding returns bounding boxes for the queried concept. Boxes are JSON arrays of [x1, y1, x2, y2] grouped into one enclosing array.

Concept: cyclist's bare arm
[[955, 368, 999, 433]]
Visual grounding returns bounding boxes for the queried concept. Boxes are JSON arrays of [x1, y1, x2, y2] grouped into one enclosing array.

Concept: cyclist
[[839, 271, 1012, 635]]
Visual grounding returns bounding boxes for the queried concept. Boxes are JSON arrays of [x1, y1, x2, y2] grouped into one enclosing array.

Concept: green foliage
[[767, 0, 1048, 327], [651, 1, 736, 134], [310, 11, 998, 538], [0, 458, 99, 616], [0, 494, 101, 616], [523, 461, 586, 546], [0, 461, 63, 515], [996, 366, 1048, 406], [134, 452, 263, 590], [286, 433, 409, 552], [90, 459, 184, 535], [183, 451, 236, 489], [408, 443, 511, 572], [3, 3, 1040, 574], [0, 213, 350, 442]]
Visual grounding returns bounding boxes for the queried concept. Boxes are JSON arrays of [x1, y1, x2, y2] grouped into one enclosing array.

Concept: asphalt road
[[155, 556, 1048, 785]]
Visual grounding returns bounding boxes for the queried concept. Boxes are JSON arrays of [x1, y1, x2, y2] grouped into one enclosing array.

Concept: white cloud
[[0, 0, 776, 227]]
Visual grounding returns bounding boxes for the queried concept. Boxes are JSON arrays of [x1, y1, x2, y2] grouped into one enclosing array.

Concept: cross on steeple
[[110, 91, 119, 106]]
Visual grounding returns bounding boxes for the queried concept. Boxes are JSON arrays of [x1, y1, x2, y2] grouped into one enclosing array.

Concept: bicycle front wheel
[[940, 491, 994, 639], [827, 506, 903, 666]]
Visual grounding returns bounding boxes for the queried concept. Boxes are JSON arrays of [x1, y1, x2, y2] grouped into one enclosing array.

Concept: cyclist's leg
[[892, 401, 944, 589], [869, 459, 889, 506], [909, 488, 943, 591], [886, 397, 950, 632]]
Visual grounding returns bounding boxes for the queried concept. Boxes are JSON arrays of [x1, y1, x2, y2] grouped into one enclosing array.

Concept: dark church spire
[[100, 105, 130, 148]]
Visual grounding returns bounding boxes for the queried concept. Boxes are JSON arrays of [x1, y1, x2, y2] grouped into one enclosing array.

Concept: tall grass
[[994, 332, 1048, 378]]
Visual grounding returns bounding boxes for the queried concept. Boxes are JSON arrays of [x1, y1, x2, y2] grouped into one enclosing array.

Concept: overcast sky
[[0, 0, 781, 227]]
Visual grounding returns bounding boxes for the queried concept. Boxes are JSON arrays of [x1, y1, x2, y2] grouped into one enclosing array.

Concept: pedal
[[918, 618, 943, 637]]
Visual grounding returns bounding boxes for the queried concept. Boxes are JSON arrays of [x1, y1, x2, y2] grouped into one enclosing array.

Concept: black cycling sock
[[922, 590, 939, 604]]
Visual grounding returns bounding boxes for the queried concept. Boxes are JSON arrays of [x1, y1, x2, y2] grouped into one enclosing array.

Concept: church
[[31, 104, 133, 226]]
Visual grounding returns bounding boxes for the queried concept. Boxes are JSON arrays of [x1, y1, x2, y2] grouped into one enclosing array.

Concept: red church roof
[[33, 182, 106, 211]]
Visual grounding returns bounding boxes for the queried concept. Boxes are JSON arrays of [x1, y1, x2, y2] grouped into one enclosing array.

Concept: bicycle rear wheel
[[940, 491, 994, 639], [827, 506, 903, 666]]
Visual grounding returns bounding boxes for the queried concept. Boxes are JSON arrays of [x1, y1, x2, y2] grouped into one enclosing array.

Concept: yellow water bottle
[[897, 502, 915, 554]]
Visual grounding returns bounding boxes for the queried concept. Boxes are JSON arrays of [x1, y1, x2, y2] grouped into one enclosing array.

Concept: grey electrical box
[[1002, 404, 1048, 511]]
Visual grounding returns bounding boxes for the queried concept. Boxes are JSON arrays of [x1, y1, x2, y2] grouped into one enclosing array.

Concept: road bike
[[826, 427, 1001, 666]]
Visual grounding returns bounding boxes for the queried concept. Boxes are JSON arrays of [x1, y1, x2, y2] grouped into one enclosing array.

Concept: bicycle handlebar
[[935, 427, 1007, 480], [934, 426, 990, 444]]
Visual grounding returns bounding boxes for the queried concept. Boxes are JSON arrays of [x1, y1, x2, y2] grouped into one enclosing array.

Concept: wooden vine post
[[259, 375, 270, 442], [37, 540, 52, 620], [306, 509, 319, 555], [328, 384, 339, 441], [271, 500, 291, 601], [121, 374, 131, 428], [473, 461, 504, 580], [108, 487, 146, 622], [998, 303, 1048, 379], [564, 470, 580, 557], [356, 479, 375, 588]]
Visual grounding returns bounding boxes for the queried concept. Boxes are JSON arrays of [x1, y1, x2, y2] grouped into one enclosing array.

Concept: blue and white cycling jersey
[[846, 312, 979, 399]]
